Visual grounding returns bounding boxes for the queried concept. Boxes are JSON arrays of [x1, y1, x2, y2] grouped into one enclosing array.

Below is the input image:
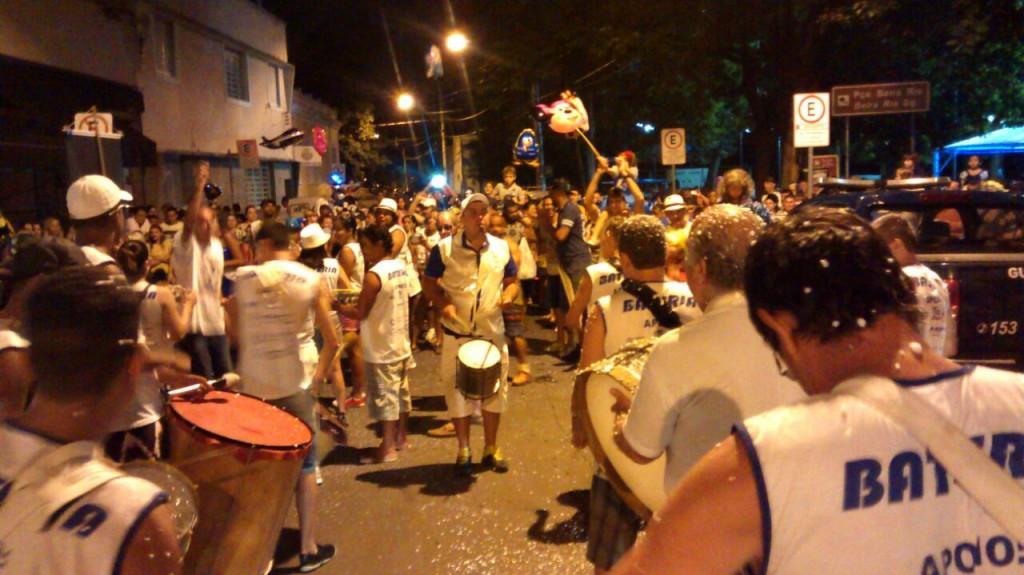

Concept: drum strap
[[836, 374, 1024, 542], [620, 279, 681, 330], [0, 441, 122, 538]]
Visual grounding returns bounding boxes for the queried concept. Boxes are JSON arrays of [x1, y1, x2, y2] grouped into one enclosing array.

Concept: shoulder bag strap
[[836, 374, 1024, 541]]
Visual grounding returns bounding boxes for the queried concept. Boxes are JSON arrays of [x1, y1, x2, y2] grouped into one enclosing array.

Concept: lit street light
[[396, 92, 415, 112], [445, 31, 468, 53]]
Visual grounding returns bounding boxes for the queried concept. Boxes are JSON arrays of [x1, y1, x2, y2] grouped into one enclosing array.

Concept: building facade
[[1, 0, 331, 223]]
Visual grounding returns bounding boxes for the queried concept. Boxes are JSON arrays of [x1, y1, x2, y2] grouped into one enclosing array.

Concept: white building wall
[[135, 0, 296, 205], [0, 0, 139, 86]]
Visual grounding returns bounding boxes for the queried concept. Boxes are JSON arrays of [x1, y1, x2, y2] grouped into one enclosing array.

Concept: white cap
[[663, 194, 686, 211], [461, 192, 490, 210], [299, 223, 330, 250], [421, 197, 437, 208], [376, 197, 398, 214], [67, 175, 133, 220]]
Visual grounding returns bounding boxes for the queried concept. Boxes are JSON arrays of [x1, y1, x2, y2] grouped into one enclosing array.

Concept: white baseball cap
[[67, 175, 133, 220], [663, 194, 686, 212], [299, 223, 330, 250], [461, 192, 490, 210], [376, 197, 398, 214], [421, 197, 437, 208]]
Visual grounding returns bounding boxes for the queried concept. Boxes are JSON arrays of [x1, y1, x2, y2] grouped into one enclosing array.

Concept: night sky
[[262, 0, 465, 123]]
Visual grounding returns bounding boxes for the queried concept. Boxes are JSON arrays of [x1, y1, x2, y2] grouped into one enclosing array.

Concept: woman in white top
[[108, 240, 195, 461], [299, 224, 351, 429], [336, 215, 368, 407]]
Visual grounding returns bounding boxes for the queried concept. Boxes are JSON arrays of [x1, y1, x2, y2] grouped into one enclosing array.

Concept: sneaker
[[511, 370, 532, 386], [344, 395, 366, 409], [299, 543, 336, 573], [482, 446, 509, 473], [455, 447, 473, 477], [427, 421, 456, 438]]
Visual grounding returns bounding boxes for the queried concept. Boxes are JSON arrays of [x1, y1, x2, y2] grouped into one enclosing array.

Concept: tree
[[337, 107, 388, 181]]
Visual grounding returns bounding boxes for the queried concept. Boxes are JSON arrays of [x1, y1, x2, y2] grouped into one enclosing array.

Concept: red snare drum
[[167, 390, 312, 575]]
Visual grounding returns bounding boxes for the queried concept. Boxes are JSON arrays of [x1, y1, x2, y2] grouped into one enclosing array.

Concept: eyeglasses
[[773, 351, 795, 381]]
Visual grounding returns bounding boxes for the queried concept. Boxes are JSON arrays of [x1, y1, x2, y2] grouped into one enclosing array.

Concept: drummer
[[227, 222, 339, 572], [611, 205, 804, 497], [423, 192, 519, 476], [572, 214, 699, 575], [0, 266, 181, 574]]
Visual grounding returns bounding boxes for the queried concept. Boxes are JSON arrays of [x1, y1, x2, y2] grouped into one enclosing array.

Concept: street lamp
[[396, 92, 415, 112], [445, 31, 468, 53]]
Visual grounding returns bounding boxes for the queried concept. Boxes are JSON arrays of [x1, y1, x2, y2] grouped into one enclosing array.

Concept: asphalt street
[[271, 315, 595, 574]]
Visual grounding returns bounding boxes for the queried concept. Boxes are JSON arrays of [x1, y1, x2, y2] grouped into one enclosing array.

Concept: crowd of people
[[1, 149, 1021, 575]]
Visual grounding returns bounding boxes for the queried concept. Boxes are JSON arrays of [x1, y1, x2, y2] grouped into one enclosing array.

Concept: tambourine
[[333, 289, 360, 305]]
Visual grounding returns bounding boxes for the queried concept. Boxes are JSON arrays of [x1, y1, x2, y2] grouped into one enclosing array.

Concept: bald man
[[172, 161, 232, 378]]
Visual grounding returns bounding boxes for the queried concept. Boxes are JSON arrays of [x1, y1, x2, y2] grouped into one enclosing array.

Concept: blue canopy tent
[[934, 126, 1024, 177]]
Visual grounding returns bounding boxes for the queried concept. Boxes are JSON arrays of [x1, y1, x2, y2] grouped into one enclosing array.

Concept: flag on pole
[[425, 44, 444, 78]]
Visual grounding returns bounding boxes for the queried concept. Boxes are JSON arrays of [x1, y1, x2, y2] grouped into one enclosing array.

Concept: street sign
[[674, 167, 708, 189], [294, 145, 321, 166], [73, 111, 115, 136], [237, 139, 260, 169], [812, 154, 840, 179], [661, 128, 686, 165], [831, 82, 930, 117], [794, 93, 830, 148]]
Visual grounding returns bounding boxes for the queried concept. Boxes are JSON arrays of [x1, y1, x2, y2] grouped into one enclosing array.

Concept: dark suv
[[807, 187, 1024, 371]]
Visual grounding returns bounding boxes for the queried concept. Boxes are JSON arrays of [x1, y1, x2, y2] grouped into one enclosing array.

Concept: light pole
[[437, 31, 468, 186], [739, 128, 751, 171]]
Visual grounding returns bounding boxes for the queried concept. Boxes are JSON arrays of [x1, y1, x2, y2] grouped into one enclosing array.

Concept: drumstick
[[166, 373, 240, 397]]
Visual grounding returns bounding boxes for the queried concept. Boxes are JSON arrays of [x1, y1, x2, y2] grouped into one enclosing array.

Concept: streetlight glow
[[446, 31, 469, 53], [396, 92, 415, 112]]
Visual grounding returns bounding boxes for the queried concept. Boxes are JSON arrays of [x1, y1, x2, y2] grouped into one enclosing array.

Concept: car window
[[869, 206, 1024, 253]]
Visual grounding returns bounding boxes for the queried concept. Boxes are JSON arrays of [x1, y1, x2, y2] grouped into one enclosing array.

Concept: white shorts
[[442, 333, 509, 418]]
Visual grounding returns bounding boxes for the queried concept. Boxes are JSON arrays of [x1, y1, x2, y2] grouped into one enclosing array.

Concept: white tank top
[[171, 234, 225, 336], [585, 260, 622, 309], [902, 263, 950, 355], [111, 281, 167, 431], [344, 242, 365, 291], [0, 424, 166, 574], [740, 366, 1024, 575], [360, 258, 412, 364], [319, 258, 341, 292], [235, 260, 321, 400], [596, 280, 699, 357], [133, 280, 171, 354], [390, 224, 422, 296]]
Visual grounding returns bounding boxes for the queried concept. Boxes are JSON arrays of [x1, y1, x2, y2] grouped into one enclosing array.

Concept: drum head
[[169, 390, 313, 450], [122, 461, 198, 552], [583, 371, 667, 517], [457, 339, 501, 369]]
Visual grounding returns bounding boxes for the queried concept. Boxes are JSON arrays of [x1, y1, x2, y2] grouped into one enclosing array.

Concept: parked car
[[806, 186, 1024, 371]]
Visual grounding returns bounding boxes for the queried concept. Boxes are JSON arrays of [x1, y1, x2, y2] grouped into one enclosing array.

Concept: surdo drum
[[167, 390, 312, 575], [455, 339, 502, 400], [578, 338, 667, 519]]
